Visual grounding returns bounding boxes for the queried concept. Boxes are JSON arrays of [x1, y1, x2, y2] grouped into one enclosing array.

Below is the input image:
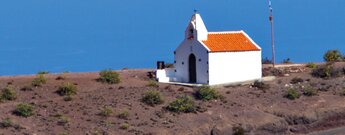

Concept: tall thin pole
[[269, 0, 276, 67]]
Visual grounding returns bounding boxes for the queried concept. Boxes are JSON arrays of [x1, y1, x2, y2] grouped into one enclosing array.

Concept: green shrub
[[99, 106, 113, 117], [195, 86, 221, 101], [31, 74, 47, 87], [290, 77, 304, 84], [312, 64, 343, 78], [142, 90, 164, 106], [1, 86, 17, 101], [166, 95, 196, 113], [324, 50, 343, 62], [306, 63, 317, 69], [285, 88, 301, 100], [120, 123, 129, 130], [146, 80, 159, 87], [57, 83, 77, 96], [0, 118, 13, 128], [98, 69, 120, 84], [303, 87, 318, 96], [117, 110, 129, 119], [232, 126, 245, 135], [14, 103, 34, 117]]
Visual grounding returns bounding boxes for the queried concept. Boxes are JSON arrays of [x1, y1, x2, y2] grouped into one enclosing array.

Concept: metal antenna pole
[[269, 0, 276, 68]]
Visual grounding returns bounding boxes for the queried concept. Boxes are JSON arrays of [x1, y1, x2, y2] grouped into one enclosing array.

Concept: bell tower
[[185, 11, 208, 41]]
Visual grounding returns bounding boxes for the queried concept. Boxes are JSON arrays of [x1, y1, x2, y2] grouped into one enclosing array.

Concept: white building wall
[[174, 39, 209, 84], [208, 51, 262, 85]]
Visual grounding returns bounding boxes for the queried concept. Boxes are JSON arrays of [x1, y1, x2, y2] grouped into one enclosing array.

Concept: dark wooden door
[[189, 54, 197, 83]]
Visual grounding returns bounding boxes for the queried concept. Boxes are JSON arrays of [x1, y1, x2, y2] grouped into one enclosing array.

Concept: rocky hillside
[[1, 63, 345, 135]]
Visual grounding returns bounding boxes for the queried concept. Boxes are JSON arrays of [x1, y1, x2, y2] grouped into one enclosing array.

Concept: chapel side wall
[[208, 51, 262, 85], [174, 40, 209, 84]]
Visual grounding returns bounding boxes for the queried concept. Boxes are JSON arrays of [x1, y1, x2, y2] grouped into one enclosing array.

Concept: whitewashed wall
[[174, 39, 209, 84], [208, 51, 262, 85]]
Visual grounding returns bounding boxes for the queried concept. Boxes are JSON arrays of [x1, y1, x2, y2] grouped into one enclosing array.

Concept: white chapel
[[156, 13, 262, 85]]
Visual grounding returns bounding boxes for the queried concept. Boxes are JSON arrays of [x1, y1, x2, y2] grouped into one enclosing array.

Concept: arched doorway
[[189, 54, 197, 83]]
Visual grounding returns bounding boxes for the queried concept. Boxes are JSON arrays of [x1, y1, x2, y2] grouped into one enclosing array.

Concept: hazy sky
[[1, 0, 345, 75]]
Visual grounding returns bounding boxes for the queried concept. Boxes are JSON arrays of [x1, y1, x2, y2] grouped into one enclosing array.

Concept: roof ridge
[[208, 31, 243, 34]]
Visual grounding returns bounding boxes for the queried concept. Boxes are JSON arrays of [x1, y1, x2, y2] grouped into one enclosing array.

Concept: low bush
[[195, 86, 221, 101], [312, 64, 343, 78], [120, 123, 129, 130], [98, 69, 120, 84], [285, 88, 300, 100], [117, 110, 129, 120], [146, 80, 159, 87], [290, 77, 304, 84], [31, 74, 47, 87], [303, 87, 318, 96], [99, 106, 113, 117], [0, 118, 13, 128], [142, 90, 164, 106], [306, 63, 317, 69], [324, 50, 343, 62], [14, 103, 34, 117], [166, 95, 196, 113], [1, 86, 17, 101], [57, 83, 77, 96]]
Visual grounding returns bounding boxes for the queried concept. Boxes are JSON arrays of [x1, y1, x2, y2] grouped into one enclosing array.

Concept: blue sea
[[1, 0, 345, 75]]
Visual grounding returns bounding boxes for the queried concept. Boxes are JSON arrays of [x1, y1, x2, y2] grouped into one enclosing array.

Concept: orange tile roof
[[202, 32, 260, 52]]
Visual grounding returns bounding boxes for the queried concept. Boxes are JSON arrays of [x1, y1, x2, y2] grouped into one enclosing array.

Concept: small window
[[198, 59, 202, 62], [207, 61, 209, 64], [174, 70, 177, 72], [182, 62, 184, 65], [206, 70, 209, 73], [174, 51, 176, 55], [174, 61, 176, 63]]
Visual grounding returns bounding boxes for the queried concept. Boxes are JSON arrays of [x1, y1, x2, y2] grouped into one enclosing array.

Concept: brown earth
[[1, 63, 345, 135]]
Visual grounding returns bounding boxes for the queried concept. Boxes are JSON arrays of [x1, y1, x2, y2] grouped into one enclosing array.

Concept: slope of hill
[[1, 63, 345, 135]]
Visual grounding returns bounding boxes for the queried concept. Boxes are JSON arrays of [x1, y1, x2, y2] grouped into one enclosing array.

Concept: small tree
[[324, 50, 343, 62], [98, 69, 120, 84]]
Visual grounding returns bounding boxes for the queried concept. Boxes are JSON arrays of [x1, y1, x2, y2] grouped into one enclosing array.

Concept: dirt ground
[[1, 63, 345, 135]]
